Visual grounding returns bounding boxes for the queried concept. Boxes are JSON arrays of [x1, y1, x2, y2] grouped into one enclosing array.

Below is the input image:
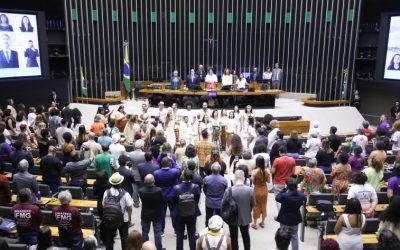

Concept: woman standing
[[219, 109, 229, 151], [164, 112, 176, 149], [378, 196, 400, 239], [316, 139, 335, 174], [199, 115, 213, 142], [362, 156, 384, 192], [226, 111, 239, 149], [334, 198, 365, 250], [348, 146, 365, 174], [331, 153, 352, 198], [227, 134, 244, 169], [251, 156, 271, 229], [347, 173, 378, 218], [124, 115, 141, 144], [221, 68, 233, 88], [211, 110, 221, 146]]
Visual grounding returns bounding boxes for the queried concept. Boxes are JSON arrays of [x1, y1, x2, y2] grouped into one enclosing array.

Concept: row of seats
[[307, 193, 389, 206]]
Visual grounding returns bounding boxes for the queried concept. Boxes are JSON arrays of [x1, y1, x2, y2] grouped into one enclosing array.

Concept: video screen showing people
[[384, 16, 400, 80], [0, 12, 41, 78]]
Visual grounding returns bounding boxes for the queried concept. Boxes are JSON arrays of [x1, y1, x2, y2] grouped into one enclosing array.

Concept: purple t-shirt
[[388, 176, 400, 196], [348, 155, 365, 173]]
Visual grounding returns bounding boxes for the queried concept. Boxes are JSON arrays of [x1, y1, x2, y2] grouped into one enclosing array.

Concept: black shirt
[[9, 150, 34, 174], [38, 138, 57, 158], [328, 134, 342, 152], [40, 155, 63, 182], [138, 185, 163, 221], [117, 166, 135, 195], [137, 162, 160, 185], [316, 149, 335, 166], [286, 139, 302, 154]]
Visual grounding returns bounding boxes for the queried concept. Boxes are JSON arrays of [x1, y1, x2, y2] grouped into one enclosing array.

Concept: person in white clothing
[[204, 68, 218, 84], [164, 112, 176, 149], [196, 215, 232, 250], [334, 198, 366, 250], [157, 101, 168, 123], [236, 73, 247, 90], [304, 132, 322, 159], [198, 102, 212, 121], [267, 120, 280, 151], [347, 172, 378, 217], [221, 68, 233, 88], [109, 134, 127, 168], [27, 107, 36, 128], [183, 102, 197, 124], [352, 127, 368, 155], [179, 116, 192, 146], [391, 120, 400, 152], [308, 120, 322, 139], [262, 67, 272, 80]]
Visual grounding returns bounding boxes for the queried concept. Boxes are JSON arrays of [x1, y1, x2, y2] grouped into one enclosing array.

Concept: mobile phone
[[234, 155, 239, 161]]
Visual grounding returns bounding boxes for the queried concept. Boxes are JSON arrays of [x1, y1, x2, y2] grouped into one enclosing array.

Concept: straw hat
[[109, 172, 124, 185]]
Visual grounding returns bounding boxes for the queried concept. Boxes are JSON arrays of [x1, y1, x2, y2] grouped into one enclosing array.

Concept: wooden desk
[[139, 88, 285, 96], [306, 204, 388, 214], [11, 195, 97, 209], [325, 234, 378, 244], [6, 173, 95, 185], [323, 182, 387, 192]]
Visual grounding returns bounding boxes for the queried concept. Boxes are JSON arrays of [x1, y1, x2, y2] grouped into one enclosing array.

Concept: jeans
[[229, 225, 250, 250], [58, 233, 83, 250], [205, 207, 221, 227], [142, 219, 163, 250], [70, 179, 87, 196], [161, 201, 176, 233], [274, 184, 286, 211], [280, 224, 299, 250], [319, 165, 332, 175], [19, 235, 37, 245], [44, 180, 62, 194], [272, 80, 281, 90], [104, 221, 129, 250], [176, 216, 197, 250]]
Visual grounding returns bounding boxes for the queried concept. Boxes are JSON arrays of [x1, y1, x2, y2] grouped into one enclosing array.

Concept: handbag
[[315, 200, 334, 212]]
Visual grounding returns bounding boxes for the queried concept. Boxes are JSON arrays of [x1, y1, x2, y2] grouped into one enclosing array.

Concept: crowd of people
[[1, 97, 400, 250]]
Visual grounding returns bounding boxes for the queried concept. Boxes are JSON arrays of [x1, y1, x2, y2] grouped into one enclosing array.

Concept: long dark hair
[[255, 155, 265, 173], [37, 226, 52, 250], [230, 134, 243, 155], [20, 16, 33, 30], [380, 196, 400, 227], [344, 198, 362, 227]]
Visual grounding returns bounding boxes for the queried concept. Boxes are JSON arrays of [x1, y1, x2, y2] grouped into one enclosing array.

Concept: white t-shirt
[[352, 135, 368, 154], [158, 108, 168, 123], [254, 153, 271, 168], [55, 127, 74, 146], [262, 72, 272, 80], [198, 109, 212, 121], [267, 128, 280, 150], [226, 118, 239, 134], [236, 78, 247, 89], [205, 74, 218, 83], [305, 138, 322, 158], [109, 143, 126, 167], [102, 187, 134, 222], [347, 183, 377, 205], [27, 113, 37, 127], [183, 109, 197, 124], [391, 131, 400, 151]]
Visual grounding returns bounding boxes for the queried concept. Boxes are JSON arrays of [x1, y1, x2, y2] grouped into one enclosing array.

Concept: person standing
[[251, 156, 271, 229], [138, 152, 160, 185], [13, 159, 39, 203], [186, 69, 200, 90], [103, 173, 134, 250], [117, 155, 135, 197], [129, 139, 147, 207], [24, 40, 39, 67], [203, 162, 227, 227], [12, 188, 43, 245], [171, 70, 181, 90], [9, 140, 34, 175], [195, 130, 213, 177], [94, 144, 114, 178], [153, 157, 181, 236], [55, 119, 74, 146], [275, 177, 306, 250], [40, 146, 63, 194], [139, 174, 164, 250], [272, 63, 283, 89], [272, 147, 295, 210], [173, 169, 201, 250], [52, 190, 83, 250], [222, 170, 255, 250]]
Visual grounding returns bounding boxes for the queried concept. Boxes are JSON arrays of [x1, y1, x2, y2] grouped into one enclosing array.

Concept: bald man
[[142, 241, 157, 250], [139, 174, 164, 250]]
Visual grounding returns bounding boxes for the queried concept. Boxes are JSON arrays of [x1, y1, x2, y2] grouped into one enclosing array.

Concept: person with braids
[[362, 155, 384, 192], [378, 196, 400, 240], [251, 156, 271, 229], [334, 198, 365, 250]]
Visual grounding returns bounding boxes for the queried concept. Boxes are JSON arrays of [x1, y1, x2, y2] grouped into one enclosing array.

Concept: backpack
[[102, 189, 126, 229], [204, 235, 224, 250], [220, 187, 238, 225], [177, 184, 195, 217]]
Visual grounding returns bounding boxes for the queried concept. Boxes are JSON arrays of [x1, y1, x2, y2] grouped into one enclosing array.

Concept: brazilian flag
[[81, 67, 88, 97], [123, 41, 131, 94]]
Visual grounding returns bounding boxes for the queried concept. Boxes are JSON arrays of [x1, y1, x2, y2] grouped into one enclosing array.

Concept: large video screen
[[0, 12, 41, 78], [384, 16, 400, 80]]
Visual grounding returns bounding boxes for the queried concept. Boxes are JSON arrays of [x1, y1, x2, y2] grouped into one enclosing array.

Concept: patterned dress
[[331, 163, 352, 197]]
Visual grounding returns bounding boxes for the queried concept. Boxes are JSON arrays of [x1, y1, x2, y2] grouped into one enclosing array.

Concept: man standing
[[222, 170, 255, 250], [270, 131, 287, 166], [81, 132, 102, 161], [9, 140, 34, 175], [186, 69, 200, 90], [61, 103, 73, 128], [117, 155, 135, 198], [103, 173, 133, 250], [153, 157, 181, 236], [13, 159, 39, 203], [203, 162, 227, 226], [173, 169, 201, 250], [64, 151, 92, 196], [195, 130, 213, 177], [0, 34, 19, 68], [275, 177, 306, 250], [139, 174, 164, 250], [94, 144, 114, 177], [196, 64, 206, 81], [249, 67, 259, 82], [158, 102, 168, 123], [138, 152, 160, 185], [129, 139, 146, 207], [40, 146, 63, 194], [272, 146, 295, 210], [272, 63, 283, 90], [55, 118, 74, 146]]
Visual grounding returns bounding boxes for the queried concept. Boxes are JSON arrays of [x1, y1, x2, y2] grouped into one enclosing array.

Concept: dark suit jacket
[[117, 166, 135, 196], [186, 74, 200, 88], [48, 94, 59, 105], [276, 188, 306, 226], [0, 50, 19, 68], [196, 70, 206, 80], [139, 185, 163, 221], [137, 161, 160, 185], [24, 48, 39, 67], [249, 72, 259, 82]]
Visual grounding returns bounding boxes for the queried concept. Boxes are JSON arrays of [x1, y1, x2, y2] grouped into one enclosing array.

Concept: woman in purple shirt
[[348, 146, 365, 174], [0, 134, 12, 158], [388, 167, 400, 199]]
